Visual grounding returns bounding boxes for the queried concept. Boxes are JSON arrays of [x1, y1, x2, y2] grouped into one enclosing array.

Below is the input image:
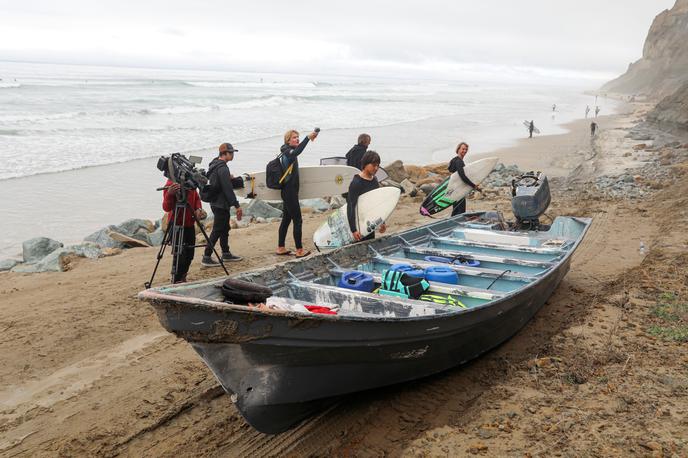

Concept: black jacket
[[448, 156, 477, 188], [279, 137, 310, 191], [345, 144, 367, 170], [346, 174, 380, 232], [207, 157, 240, 210]]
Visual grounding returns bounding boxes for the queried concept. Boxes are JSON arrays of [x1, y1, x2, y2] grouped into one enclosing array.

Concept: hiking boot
[[222, 252, 243, 262], [201, 256, 221, 267]]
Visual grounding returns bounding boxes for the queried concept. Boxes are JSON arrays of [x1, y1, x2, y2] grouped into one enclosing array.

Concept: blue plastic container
[[389, 263, 425, 278], [338, 271, 375, 292], [424, 266, 459, 285]]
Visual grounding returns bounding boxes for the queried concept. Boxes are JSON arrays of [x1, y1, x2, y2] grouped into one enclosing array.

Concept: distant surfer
[[595, 106, 601, 117], [552, 104, 556, 112], [347, 151, 386, 242], [585, 105, 590, 118], [448, 142, 481, 216], [590, 122, 598, 136], [345, 133, 371, 170], [528, 120, 535, 138], [276, 128, 319, 258]]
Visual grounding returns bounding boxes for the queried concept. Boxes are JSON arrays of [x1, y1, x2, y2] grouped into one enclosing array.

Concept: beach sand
[[1, 104, 687, 456]]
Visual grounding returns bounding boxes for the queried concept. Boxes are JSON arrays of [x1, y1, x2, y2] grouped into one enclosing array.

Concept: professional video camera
[[156, 153, 209, 191]]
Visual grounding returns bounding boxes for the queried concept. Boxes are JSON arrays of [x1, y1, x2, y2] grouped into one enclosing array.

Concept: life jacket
[[419, 293, 466, 308], [380, 269, 430, 299]]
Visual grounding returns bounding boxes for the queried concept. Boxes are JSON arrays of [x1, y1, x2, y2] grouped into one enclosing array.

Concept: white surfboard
[[523, 120, 541, 134], [313, 187, 401, 251], [445, 157, 499, 201], [239, 165, 359, 202]]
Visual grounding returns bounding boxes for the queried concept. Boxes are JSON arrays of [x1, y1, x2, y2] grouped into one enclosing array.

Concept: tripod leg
[[144, 218, 173, 288]]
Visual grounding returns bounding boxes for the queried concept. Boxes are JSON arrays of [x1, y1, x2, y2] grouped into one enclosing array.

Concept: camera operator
[[162, 181, 204, 283], [202, 143, 243, 267]]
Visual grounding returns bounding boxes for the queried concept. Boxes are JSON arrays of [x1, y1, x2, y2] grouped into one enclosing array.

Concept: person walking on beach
[[345, 133, 371, 170], [448, 142, 481, 216], [590, 122, 598, 136], [347, 150, 387, 242], [202, 143, 243, 267], [585, 105, 591, 118], [162, 181, 204, 283], [276, 128, 319, 258], [552, 104, 557, 112], [528, 120, 535, 138], [595, 106, 601, 117]]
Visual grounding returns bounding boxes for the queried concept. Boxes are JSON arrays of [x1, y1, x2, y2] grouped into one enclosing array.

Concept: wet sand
[[1, 102, 687, 456]]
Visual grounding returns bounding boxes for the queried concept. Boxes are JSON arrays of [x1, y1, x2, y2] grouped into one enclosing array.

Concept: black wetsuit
[[278, 137, 310, 249], [345, 144, 368, 170], [448, 156, 477, 216], [204, 158, 240, 257], [347, 174, 380, 242]]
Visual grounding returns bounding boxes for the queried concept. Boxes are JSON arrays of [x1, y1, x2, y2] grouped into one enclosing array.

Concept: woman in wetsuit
[[448, 142, 481, 216], [275, 128, 319, 258]]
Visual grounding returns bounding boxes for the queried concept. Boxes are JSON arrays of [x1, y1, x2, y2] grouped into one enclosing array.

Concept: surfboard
[[523, 120, 541, 134], [239, 165, 359, 201], [319, 156, 389, 181], [313, 186, 401, 251], [420, 157, 498, 216]]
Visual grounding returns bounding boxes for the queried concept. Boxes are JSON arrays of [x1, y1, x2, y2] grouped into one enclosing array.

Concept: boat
[[138, 211, 591, 434]]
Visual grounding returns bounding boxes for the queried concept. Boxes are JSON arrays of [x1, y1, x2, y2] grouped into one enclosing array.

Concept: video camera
[[156, 153, 209, 191]]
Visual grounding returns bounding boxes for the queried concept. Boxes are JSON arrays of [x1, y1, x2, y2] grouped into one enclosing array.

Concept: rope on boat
[[486, 269, 511, 290]]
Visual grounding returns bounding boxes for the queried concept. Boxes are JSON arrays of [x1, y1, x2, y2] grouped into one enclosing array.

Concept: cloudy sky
[[0, 0, 675, 80]]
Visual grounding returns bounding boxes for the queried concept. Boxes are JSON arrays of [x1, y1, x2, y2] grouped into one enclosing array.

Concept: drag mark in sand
[[0, 332, 167, 426]]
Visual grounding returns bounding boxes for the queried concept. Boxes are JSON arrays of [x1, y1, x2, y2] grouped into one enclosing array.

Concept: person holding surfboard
[[347, 150, 387, 242], [448, 142, 481, 216], [276, 128, 319, 258]]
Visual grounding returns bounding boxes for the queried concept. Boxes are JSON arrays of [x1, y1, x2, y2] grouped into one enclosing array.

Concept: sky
[[0, 0, 676, 81]]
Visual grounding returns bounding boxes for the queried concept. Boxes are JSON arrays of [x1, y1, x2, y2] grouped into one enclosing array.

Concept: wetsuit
[[448, 156, 477, 216], [347, 174, 380, 242], [278, 137, 310, 249], [345, 144, 368, 170]]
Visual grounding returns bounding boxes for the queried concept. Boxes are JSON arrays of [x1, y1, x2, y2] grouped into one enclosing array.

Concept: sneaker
[[201, 256, 221, 268], [222, 252, 243, 262]]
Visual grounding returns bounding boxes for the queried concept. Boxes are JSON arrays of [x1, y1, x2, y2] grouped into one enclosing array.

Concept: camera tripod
[[145, 183, 228, 288]]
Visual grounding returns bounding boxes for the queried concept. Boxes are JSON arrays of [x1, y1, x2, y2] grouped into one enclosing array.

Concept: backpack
[[199, 167, 220, 203], [265, 154, 294, 190]]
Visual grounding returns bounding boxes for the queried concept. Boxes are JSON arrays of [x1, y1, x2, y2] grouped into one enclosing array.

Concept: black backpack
[[199, 167, 220, 203], [266, 154, 295, 190]]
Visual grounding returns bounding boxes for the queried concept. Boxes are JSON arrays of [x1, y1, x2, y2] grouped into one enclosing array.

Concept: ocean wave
[[0, 129, 20, 136], [0, 82, 21, 88], [184, 81, 316, 89]]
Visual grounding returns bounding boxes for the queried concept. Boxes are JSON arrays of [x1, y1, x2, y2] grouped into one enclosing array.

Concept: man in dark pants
[[162, 181, 204, 283], [528, 120, 535, 138], [202, 143, 243, 267], [345, 133, 371, 170], [448, 142, 481, 216], [347, 150, 387, 242], [590, 122, 598, 136]]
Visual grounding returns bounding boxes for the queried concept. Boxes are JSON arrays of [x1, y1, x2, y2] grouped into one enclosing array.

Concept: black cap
[[219, 143, 237, 153]]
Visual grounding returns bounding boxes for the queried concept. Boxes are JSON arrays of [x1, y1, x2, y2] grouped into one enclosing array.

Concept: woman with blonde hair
[[448, 142, 481, 216], [275, 128, 319, 257]]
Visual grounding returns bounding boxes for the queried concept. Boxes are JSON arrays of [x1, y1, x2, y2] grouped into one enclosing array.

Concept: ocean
[[0, 61, 617, 258]]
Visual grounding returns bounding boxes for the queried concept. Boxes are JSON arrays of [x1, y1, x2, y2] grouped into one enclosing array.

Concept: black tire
[[221, 278, 273, 304]]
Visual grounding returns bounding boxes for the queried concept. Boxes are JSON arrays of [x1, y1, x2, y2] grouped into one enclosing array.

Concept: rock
[[235, 218, 249, 229], [265, 201, 284, 212], [22, 237, 63, 263], [383, 160, 409, 183], [400, 179, 418, 197], [101, 247, 123, 257], [148, 229, 166, 246], [380, 179, 402, 189], [108, 230, 151, 248], [12, 248, 71, 273], [623, 152, 632, 157], [267, 217, 282, 223], [116, 218, 154, 236], [633, 143, 648, 150], [419, 183, 436, 195], [329, 195, 347, 209], [85, 226, 126, 249], [0, 258, 20, 271], [68, 242, 103, 259], [404, 165, 430, 182], [493, 162, 506, 171], [242, 199, 283, 219], [300, 198, 330, 213], [255, 217, 267, 224]]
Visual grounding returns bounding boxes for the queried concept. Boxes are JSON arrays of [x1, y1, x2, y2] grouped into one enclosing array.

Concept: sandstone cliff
[[602, 0, 688, 99], [646, 81, 688, 133]]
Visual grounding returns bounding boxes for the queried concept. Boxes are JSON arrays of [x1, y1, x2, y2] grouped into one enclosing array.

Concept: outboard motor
[[511, 171, 551, 230]]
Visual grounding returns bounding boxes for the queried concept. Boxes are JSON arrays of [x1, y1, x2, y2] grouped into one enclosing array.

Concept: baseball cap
[[219, 143, 238, 153]]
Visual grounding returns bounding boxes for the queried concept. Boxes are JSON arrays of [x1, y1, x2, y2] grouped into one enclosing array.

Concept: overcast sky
[[0, 0, 676, 80]]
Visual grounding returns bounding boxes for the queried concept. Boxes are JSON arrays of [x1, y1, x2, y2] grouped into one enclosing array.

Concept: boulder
[[243, 199, 283, 219], [329, 195, 347, 209], [22, 237, 63, 263], [85, 226, 126, 249], [254, 217, 268, 224], [300, 198, 330, 213], [107, 230, 151, 248], [265, 201, 284, 212], [0, 258, 20, 271], [419, 183, 436, 196], [12, 248, 72, 273], [68, 242, 103, 259], [116, 218, 154, 236], [148, 229, 166, 246], [400, 179, 418, 197], [383, 160, 409, 183], [404, 165, 430, 183]]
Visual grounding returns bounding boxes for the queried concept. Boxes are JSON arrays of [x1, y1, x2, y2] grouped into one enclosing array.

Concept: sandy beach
[[1, 100, 686, 456]]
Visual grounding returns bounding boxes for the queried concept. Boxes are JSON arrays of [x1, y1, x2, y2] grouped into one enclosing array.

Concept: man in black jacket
[[202, 143, 243, 267], [345, 133, 371, 170]]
